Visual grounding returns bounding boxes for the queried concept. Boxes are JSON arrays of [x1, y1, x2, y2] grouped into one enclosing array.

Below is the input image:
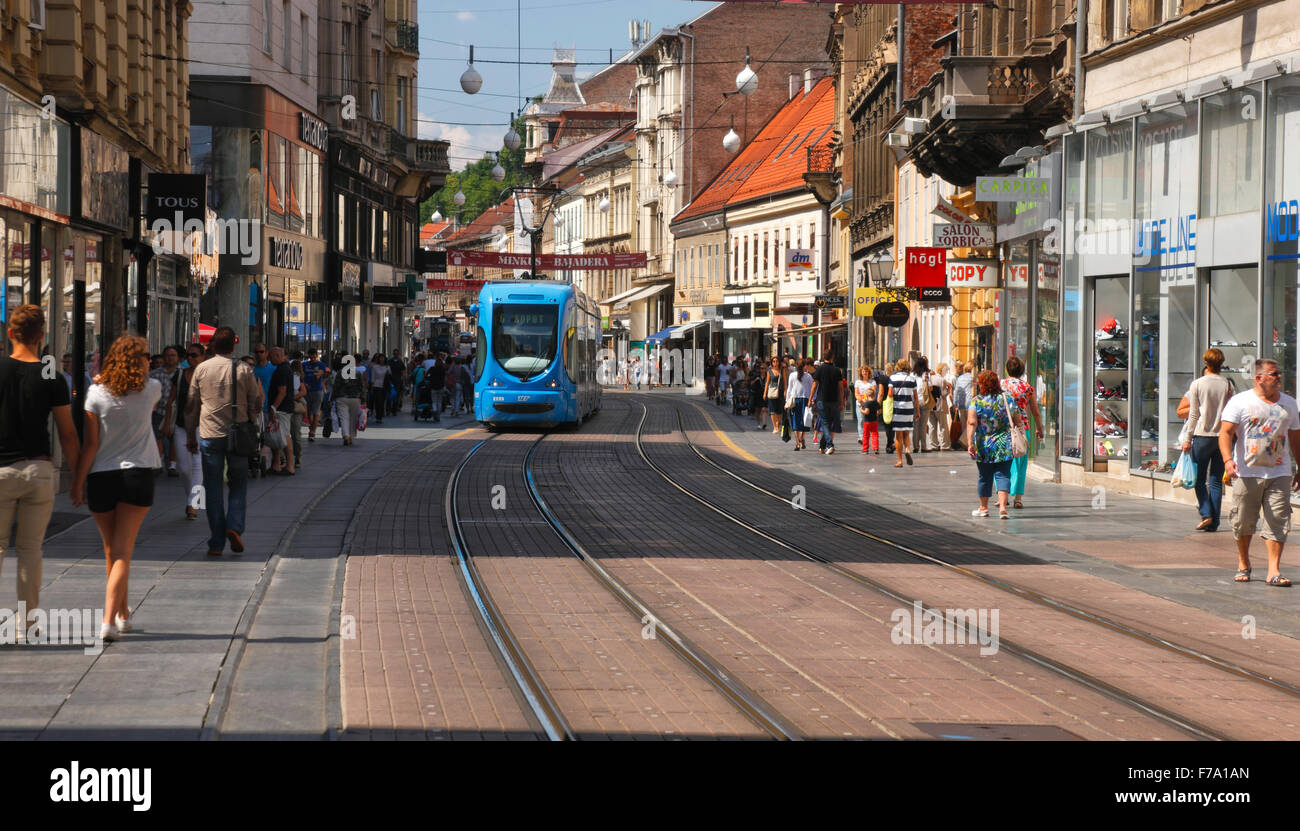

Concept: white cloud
[[457, 11, 475, 22], [418, 113, 503, 172]]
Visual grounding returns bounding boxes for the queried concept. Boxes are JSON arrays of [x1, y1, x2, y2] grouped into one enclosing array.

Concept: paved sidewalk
[[626, 388, 1300, 640], [0, 411, 475, 739]]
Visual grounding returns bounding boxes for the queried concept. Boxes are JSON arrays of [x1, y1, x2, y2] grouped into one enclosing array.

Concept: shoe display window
[[1092, 276, 1130, 467]]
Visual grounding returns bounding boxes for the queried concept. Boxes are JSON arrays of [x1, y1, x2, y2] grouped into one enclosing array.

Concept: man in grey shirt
[[184, 326, 264, 557], [1180, 348, 1236, 532]]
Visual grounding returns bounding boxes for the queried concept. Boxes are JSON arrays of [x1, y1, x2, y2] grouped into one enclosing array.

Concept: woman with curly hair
[[965, 369, 1023, 519], [71, 335, 162, 641]]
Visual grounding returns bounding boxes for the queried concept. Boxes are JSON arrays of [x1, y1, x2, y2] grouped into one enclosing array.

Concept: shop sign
[[919, 287, 951, 302], [932, 196, 971, 224], [1133, 214, 1196, 257], [975, 175, 1050, 202], [268, 236, 303, 270], [946, 259, 998, 288], [753, 301, 771, 317], [785, 248, 815, 271], [904, 247, 946, 287], [425, 277, 485, 290], [146, 174, 206, 225], [299, 113, 328, 152], [814, 294, 845, 309], [853, 288, 889, 317], [722, 302, 752, 319], [933, 223, 995, 248], [372, 285, 408, 305], [872, 301, 909, 328], [1267, 200, 1300, 243]]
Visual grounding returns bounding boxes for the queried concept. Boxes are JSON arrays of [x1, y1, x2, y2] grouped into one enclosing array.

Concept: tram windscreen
[[492, 305, 558, 379]]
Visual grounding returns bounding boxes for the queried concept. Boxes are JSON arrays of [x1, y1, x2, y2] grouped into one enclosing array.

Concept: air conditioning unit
[[902, 117, 927, 135], [886, 133, 910, 148]]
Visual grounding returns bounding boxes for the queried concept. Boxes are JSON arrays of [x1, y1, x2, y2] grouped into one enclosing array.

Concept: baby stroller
[[413, 377, 440, 422], [731, 380, 751, 415]]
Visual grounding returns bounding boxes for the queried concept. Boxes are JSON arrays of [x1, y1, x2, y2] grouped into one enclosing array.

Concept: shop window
[[1092, 276, 1130, 468], [1208, 267, 1259, 386], [1265, 76, 1300, 395], [1201, 85, 1262, 218], [1085, 122, 1132, 224]]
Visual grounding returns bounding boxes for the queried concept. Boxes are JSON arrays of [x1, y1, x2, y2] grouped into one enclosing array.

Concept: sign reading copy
[[933, 223, 995, 248], [946, 259, 999, 288], [904, 247, 946, 287], [447, 250, 648, 270], [785, 248, 814, 271], [975, 176, 1049, 203]]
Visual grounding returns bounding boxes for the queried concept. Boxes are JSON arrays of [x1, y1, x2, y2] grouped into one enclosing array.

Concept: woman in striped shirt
[[888, 357, 917, 468]]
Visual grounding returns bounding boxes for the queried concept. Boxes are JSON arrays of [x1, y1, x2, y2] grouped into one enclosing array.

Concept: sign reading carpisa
[[975, 175, 1050, 202]]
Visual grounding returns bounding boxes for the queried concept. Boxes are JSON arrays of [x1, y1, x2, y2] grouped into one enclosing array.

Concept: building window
[[282, 0, 291, 69], [341, 23, 352, 95], [264, 0, 273, 54], [1201, 85, 1262, 218], [300, 14, 309, 82], [396, 77, 407, 134]]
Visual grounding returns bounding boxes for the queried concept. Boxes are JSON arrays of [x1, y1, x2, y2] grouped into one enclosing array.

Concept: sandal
[[1266, 574, 1292, 587], [999, 510, 1009, 519], [1013, 498, 1023, 509], [1234, 568, 1251, 582], [971, 508, 989, 517], [894, 462, 904, 468]]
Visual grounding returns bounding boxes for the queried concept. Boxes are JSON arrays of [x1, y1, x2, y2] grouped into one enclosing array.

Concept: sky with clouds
[[416, 0, 719, 170]]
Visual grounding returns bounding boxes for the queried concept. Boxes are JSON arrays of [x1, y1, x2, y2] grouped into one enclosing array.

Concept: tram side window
[[474, 326, 486, 381]]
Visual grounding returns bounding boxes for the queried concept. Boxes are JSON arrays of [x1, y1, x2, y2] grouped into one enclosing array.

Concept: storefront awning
[[645, 326, 677, 344], [768, 320, 848, 339], [669, 320, 709, 338], [601, 285, 643, 306], [614, 282, 670, 310]]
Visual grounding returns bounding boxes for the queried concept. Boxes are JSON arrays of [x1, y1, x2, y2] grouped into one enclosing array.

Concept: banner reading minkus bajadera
[[446, 250, 648, 270], [146, 173, 206, 225]]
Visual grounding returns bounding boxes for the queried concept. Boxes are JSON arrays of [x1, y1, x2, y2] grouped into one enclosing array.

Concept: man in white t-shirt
[[1219, 358, 1300, 586], [716, 359, 732, 405]]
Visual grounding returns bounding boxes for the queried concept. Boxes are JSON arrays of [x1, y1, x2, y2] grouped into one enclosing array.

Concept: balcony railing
[[413, 139, 450, 174], [396, 20, 418, 54]]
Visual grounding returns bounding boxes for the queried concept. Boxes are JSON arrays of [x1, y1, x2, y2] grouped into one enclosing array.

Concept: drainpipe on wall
[[896, 4, 904, 112], [1074, 0, 1087, 120]]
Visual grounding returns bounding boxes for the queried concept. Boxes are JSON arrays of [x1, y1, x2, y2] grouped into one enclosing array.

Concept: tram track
[[629, 397, 1242, 741], [665, 398, 1300, 703], [444, 431, 800, 740]]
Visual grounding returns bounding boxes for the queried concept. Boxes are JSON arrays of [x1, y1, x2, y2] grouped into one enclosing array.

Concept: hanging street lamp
[[736, 47, 758, 96], [460, 45, 482, 95]]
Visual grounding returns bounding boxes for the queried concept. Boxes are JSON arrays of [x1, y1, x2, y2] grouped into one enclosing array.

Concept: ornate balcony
[[904, 54, 1073, 186], [391, 128, 451, 198], [395, 20, 418, 54]]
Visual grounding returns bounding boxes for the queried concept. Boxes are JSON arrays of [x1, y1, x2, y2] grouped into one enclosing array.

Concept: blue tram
[[471, 281, 602, 427]]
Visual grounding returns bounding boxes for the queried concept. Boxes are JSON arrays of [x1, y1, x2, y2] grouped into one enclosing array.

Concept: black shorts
[[87, 468, 156, 513]]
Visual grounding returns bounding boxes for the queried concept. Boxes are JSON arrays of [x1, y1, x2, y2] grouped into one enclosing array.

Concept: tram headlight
[[547, 379, 558, 388]]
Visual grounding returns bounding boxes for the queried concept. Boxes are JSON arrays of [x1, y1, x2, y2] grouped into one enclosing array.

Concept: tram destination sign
[[446, 251, 648, 270]]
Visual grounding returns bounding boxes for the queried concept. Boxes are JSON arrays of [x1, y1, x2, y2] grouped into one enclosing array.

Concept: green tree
[[421, 114, 530, 229]]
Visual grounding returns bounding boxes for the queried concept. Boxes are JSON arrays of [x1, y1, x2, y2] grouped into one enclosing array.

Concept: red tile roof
[[420, 221, 452, 246], [443, 197, 515, 248], [673, 77, 836, 225]]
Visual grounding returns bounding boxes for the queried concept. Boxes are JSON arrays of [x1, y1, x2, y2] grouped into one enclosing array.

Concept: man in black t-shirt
[[1, 305, 80, 632], [809, 349, 845, 455]]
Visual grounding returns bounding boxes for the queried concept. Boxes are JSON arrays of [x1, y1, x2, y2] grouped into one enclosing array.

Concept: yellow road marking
[[686, 400, 760, 463]]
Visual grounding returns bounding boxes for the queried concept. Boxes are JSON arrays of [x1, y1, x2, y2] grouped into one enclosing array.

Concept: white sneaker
[[115, 612, 133, 632], [827, 447, 835, 455], [100, 623, 121, 641]]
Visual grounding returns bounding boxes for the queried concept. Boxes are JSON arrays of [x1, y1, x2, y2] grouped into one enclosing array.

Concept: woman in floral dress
[[1000, 356, 1040, 509], [967, 369, 1024, 519]]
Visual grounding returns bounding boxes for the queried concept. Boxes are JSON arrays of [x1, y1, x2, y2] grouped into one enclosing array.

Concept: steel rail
[[630, 400, 1229, 741], [523, 432, 802, 740], [669, 398, 1300, 701], [445, 437, 575, 741]]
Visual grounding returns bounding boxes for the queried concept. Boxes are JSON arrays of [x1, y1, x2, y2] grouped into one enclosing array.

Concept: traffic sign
[[872, 301, 909, 327]]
